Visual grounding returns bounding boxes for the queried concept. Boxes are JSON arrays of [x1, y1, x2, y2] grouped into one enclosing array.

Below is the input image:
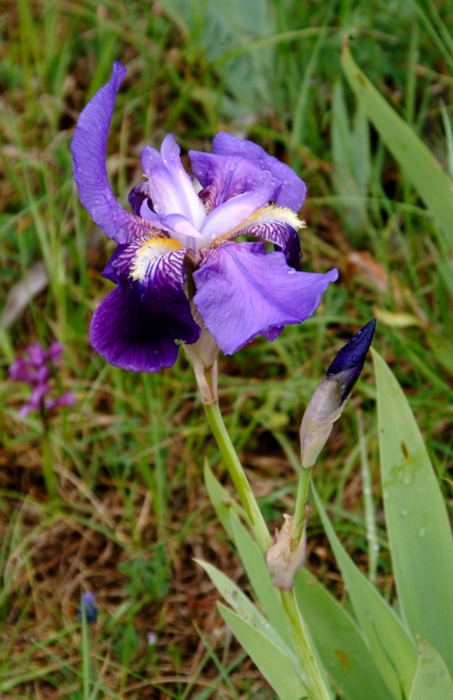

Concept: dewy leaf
[[230, 514, 293, 648], [409, 637, 453, 700], [294, 570, 393, 700], [341, 41, 453, 253], [218, 603, 308, 700], [312, 486, 416, 699], [373, 349, 453, 677]]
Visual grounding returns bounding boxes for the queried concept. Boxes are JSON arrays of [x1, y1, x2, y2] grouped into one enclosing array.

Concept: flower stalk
[[203, 401, 272, 552], [281, 588, 332, 700]]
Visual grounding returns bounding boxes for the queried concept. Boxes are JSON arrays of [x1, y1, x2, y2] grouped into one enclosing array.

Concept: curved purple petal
[[71, 62, 150, 244], [90, 247, 200, 372], [226, 204, 303, 270], [189, 151, 273, 209], [128, 180, 152, 215], [193, 242, 338, 355], [101, 244, 128, 284], [212, 132, 307, 212], [200, 185, 274, 244]]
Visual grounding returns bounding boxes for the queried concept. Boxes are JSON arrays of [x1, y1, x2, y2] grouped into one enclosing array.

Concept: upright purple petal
[[71, 62, 151, 244], [212, 132, 307, 212], [189, 151, 273, 209], [141, 136, 205, 229], [193, 242, 338, 355], [90, 246, 200, 372]]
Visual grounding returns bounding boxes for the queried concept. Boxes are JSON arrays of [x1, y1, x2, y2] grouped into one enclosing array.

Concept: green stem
[[293, 466, 312, 542], [281, 588, 332, 700], [42, 423, 58, 501], [203, 401, 272, 552]]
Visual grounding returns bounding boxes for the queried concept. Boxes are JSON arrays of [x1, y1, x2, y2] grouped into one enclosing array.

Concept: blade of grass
[[341, 40, 453, 254]]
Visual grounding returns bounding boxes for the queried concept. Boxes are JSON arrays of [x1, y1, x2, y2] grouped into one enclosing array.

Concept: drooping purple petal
[[90, 247, 200, 372], [212, 132, 307, 212], [225, 204, 303, 270], [193, 241, 338, 355], [189, 151, 273, 210], [71, 62, 152, 244]]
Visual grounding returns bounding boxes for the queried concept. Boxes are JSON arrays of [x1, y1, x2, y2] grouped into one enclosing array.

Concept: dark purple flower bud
[[300, 320, 376, 468], [325, 319, 376, 401], [77, 592, 98, 623]]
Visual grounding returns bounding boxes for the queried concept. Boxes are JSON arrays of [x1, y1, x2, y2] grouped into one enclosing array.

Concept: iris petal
[[212, 132, 307, 212], [90, 246, 200, 372], [217, 204, 304, 270], [141, 136, 205, 229], [189, 151, 273, 209], [193, 241, 338, 355], [71, 62, 151, 244], [200, 185, 274, 244]]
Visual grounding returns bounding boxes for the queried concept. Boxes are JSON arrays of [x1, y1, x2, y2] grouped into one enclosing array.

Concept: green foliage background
[[0, 0, 452, 697]]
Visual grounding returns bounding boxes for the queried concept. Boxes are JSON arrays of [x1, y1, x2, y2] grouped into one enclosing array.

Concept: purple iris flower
[[71, 62, 338, 373], [9, 341, 75, 417]]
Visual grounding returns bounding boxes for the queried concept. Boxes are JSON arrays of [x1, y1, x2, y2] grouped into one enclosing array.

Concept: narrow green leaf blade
[[230, 514, 293, 648], [373, 349, 453, 676], [409, 638, 453, 700], [196, 559, 301, 670], [218, 603, 308, 700], [295, 570, 393, 700], [341, 42, 453, 252], [313, 486, 416, 699]]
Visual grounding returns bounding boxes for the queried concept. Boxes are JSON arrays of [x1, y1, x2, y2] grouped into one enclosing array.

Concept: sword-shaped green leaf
[[294, 570, 393, 700], [218, 603, 308, 700], [373, 349, 453, 677], [409, 638, 453, 700], [313, 486, 416, 699]]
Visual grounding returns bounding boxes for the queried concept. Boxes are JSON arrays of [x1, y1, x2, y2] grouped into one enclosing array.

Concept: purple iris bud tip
[[300, 320, 376, 468], [77, 592, 98, 623], [325, 319, 376, 401]]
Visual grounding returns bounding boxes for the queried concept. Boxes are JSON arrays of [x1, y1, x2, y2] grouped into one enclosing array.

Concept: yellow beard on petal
[[129, 237, 183, 282], [210, 204, 306, 247]]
